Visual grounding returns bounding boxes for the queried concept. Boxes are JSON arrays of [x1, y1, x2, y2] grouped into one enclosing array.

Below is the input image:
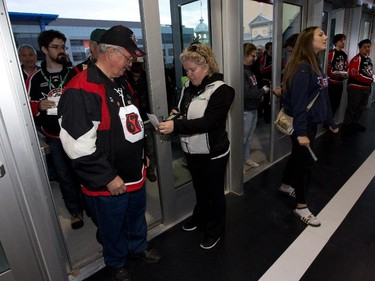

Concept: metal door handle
[[0, 162, 5, 178]]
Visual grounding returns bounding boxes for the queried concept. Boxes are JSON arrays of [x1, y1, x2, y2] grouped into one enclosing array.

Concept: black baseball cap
[[100, 25, 146, 57]]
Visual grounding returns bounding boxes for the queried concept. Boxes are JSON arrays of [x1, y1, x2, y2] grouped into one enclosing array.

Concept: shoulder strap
[[307, 91, 320, 111]]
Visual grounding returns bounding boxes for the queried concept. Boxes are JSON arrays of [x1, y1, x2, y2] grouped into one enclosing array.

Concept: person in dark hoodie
[[158, 44, 234, 250], [281, 26, 339, 227], [243, 42, 269, 171]]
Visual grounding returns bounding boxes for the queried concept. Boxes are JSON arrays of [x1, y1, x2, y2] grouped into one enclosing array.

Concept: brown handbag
[[274, 92, 320, 135]]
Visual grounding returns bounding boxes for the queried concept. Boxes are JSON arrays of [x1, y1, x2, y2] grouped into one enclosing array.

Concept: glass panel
[[243, 0, 274, 171], [281, 3, 302, 74], [0, 241, 10, 273], [273, 3, 302, 158], [180, 0, 210, 47], [159, 0, 210, 189]]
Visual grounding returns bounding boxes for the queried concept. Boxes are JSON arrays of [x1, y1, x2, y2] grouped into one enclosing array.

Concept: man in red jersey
[[343, 39, 373, 132], [58, 25, 160, 281]]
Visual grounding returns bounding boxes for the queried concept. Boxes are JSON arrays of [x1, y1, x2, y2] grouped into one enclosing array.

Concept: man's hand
[[106, 175, 127, 196], [39, 99, 57, 111]]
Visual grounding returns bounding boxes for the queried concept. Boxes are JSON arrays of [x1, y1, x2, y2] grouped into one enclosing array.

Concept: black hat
[[100, 25, 146, 57], [358, 39, 371, 48], [90, 29, 107, 43]]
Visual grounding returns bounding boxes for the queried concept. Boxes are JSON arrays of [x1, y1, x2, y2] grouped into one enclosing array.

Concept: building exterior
[[9, 12, 195, 66]]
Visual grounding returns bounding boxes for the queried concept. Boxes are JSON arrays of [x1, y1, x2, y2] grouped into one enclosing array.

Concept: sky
[[5, 0, 208, 28]]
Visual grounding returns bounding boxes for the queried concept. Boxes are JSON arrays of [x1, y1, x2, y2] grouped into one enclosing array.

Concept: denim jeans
[[46, 137, 83, 215], [243, 110, 258, 162], [85, 186, 148, 268]]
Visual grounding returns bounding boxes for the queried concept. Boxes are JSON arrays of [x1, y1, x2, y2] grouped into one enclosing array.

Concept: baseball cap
[[100, 25, 146, 57], [90, 28, 107, 43]]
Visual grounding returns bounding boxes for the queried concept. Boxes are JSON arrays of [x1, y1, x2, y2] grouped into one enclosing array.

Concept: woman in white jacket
[[158, 44, 234, 250]]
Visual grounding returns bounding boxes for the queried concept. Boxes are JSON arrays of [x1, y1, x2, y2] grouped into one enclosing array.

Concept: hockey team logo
[[364, 64, 373, 77], [317, 76, 329, 88], [335, 56, 346, 71], [126, 112, 142, 134], [118, 105, 144, 143]]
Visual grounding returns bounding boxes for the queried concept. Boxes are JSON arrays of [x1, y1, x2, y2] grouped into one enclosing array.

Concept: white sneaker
[[278, 186, 296, 198], [243, 165, 251, 174], [293, 208, 321, 227], [245, 159, 259, 168]]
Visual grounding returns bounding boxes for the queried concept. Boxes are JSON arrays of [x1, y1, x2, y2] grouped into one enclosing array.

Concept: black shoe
[[133, 249, 161, 263], [182, 220, 197, 231], [71, 213, 84, 229], [356, 125, 366, 132], [146, 172, 157, 182], [200, 237, 221, 250], [341, 124, 356, 133], [110, 267, 131, 281], [95, 229, 102, 245]]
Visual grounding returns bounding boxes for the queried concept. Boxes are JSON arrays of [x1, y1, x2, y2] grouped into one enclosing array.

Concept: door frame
[[0, 1, 68, 280]]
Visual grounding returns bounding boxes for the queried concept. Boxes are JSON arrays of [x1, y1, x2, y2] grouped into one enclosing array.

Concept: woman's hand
[[297, 136, 310, 146], [329, 126, 339, 133], [273, 87, 283, 97], [158, 120, 174, 134]]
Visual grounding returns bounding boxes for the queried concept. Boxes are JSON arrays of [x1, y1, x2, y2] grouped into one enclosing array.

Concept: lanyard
[[40, 70, 69, 90]]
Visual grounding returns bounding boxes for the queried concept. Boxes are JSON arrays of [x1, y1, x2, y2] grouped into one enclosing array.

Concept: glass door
[[5, 0, 163, 273], [242, 0, 305, 174], [0, 242, 12, 281], [0, 124, 43, 281]]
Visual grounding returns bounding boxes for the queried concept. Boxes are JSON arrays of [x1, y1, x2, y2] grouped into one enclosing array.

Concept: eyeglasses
[[187, 45, 207, 62], [48, 45, 68, 51], [116, 50, 135, 62]]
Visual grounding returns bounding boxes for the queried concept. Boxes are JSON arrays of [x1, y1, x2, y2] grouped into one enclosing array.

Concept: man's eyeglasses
[[117, 50, 135, 62], [48, 45, 68, 51], [187, 45, 207, 62]]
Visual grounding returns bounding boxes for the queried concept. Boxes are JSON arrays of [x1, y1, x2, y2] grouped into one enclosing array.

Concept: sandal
[[293, 208, 321, 227]]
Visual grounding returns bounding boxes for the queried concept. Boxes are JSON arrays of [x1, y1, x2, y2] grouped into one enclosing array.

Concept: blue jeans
[[85, 186, 148, 268], [243, 110, 258, 162], [46, 137, 83, 215]]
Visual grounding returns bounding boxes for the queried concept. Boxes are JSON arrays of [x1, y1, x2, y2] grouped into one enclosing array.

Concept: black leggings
[[282, 124, 317, 204], [186, 153, 229, 239]]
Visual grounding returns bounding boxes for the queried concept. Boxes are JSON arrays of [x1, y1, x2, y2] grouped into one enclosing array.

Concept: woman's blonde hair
[[283, 26, 322, 93], [180, 44, 220, 76]]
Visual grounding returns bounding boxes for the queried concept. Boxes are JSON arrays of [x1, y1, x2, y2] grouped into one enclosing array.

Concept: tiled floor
[[84, 104, 375, 281]]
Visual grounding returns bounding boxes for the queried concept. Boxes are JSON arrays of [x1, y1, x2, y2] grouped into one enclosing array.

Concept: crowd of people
[[18, 23, 372, 281]]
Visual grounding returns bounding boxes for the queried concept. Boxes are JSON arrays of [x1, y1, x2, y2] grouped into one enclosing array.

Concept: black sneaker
[[110, 267, 131, 281], [146, 172, 157, 182], [71, 213, 84, 229], [182, 220, 197, 231], [131, 248, 161, 263], [200, 237, 221, 250], [356, 125, 366, 132]]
